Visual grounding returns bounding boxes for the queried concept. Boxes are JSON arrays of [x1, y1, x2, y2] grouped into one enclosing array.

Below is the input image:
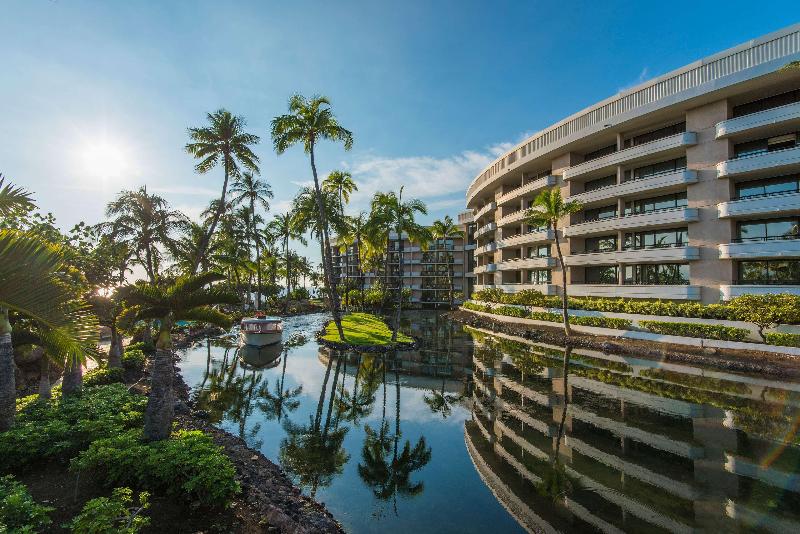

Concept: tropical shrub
[[492, 305, 528, 318], [528, 311, 562, 322], [0, 384, 146, 471], [0, 475, 53, 533], [71, 430, 240, 508], [462, 301, 491, 313], [570, 316, 632, 329], [288, 287, 310, 300], [83, 367, 124, 388], [66, 487, 150, 534], [727, 294, 800, 340], [765, 332, 800, 348], [125, 341, 154, 353], [121, 350, 146, 371], [472, 287, 505, 304], [638, 320, 749, 341]]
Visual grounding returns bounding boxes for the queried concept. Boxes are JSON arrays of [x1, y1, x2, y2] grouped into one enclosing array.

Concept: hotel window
[[585, 265, 618, 284], [526, 223, 548, 233], [623, 122, 686, 148], [584, 204, 617, 222], [583, 144, 617, 162], [734, 133, 798, 158], [738, 260, 800, 284], [733, 89, 800, 118], [623, 156, 686, 182], [736, 218, 800, 242], [528, 269, 552, 284], [527, 244, 550, 258], [584, 235, 617, 253], [735, 175, 800, 199], [624, 192, 687, 215], [624, 228, 688, 249], [583, 174, 617, 193], [623, 264, 689, 285]]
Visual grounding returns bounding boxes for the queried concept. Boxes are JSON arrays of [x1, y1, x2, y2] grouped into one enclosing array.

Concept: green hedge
[[462, 301, 491, 313], [122, 349, 146, 371], [492, 305, 528, 318], [765, 332, 800, 348], [638, 320, 749, 341], [83, 367, 125, 387], [571, 316, 632, 329], [528, 311, 562, 322], [467, 305, 632, 329]]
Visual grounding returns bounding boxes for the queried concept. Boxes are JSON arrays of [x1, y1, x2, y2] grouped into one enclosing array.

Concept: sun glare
[[78, 138, 131, 181]]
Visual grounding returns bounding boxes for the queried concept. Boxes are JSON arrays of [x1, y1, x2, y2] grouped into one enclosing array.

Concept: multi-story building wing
[[466, 24, 800, 303]]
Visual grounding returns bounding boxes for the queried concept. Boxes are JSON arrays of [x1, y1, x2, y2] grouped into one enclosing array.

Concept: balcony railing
[[732, 235, 800, 243], [716, 101, 800, 139], [496, 175, 557, 205], [717, 146, 800, 178], [733, 279, 800, 285]]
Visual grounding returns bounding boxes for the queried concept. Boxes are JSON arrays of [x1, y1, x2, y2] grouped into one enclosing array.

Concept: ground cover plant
[[321, 312, 413, 345]]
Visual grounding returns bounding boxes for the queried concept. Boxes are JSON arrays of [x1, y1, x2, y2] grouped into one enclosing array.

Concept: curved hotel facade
[[466, 25, 800, 303]]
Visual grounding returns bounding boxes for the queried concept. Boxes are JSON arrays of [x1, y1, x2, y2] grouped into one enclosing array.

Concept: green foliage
[[83, 367, 124, 387], [66, 487, 149, 534], [571, 316, 632, 329], [528, 311, 562, 322], [322, 313, 413, 345], [466, 303, 632, 329], [0, 475, 53, 533], [287, 287, 310, 300], [462, 301, 491, 313], [491, 305, 527, 318], [125, 342, 154, 353], [121, 350, 146, 371], [0, 384, 146, 471], [472, 287, 506, 304], [727, 294, 800, 333], [638, 320, 749, 341], [71, 430, 239, 508], [765, 332, 800, 348]]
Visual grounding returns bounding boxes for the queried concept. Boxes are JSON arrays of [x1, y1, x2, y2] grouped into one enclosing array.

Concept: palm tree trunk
[[38, 356, 51, 399], [284, 236, 291, 313], [108, 324, 122, 369], [143, 347, 175, 441], [309, 146, 345, 340], [553, 346, 572, 464], [448, 251, 454, 308], [392, 230, 404, 342], [0, 317, 16, 430], [192, 155, 230, 275], [62, 356, 83, 396], [255, 237, 263, 310], [553, 229, 572, 337]]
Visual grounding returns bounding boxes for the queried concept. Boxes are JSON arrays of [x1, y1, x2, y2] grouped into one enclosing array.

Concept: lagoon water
[[178, 312, 800, 533]]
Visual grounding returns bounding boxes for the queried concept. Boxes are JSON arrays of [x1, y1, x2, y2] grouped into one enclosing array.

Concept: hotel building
[[466, 25, 800, 303]]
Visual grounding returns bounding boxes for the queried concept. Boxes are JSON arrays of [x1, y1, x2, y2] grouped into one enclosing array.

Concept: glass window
[[584, 174, 617, 192], [625, 192, 687, 215], [583, 144, 617, 162], [623, 264, 689, 285], [736, 175, 800, 199], [734, 133, 798, 159], [733, 89, 800, 118], [624, 228, 688, 249], [527, 269, 552, 284], [623, 122, 686, 148], [527, 244, 550, 258], [585, 265, 618, 284], [624, 157, 686, 182], [737, 218, 800, 241], [584, 235, 617, 253], [739, 260, 800, 284], [584, 204, 617, 222]]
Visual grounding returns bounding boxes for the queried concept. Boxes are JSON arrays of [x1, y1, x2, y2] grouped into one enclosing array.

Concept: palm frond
[[0, 176, 36, 216], [179, 306, 232, 329]]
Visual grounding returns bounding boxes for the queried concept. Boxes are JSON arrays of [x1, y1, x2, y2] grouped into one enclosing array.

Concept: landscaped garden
[[321, 312, 414, 347]]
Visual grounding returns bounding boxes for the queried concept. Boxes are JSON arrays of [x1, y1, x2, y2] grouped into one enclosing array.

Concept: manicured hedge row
[[463, 302, 632, 329], [638, 320, 749, 341], [765, 332, 800, 348]]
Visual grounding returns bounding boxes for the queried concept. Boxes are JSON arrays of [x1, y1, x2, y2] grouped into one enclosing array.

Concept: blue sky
[[1, 1, 798, 267]]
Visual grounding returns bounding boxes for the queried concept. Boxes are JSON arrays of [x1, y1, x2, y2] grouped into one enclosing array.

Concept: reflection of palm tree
[[254, 345, 302, 422], [337, 354, 382, 425], [538, 345, 574, 500], [423, 377, 461, 419]]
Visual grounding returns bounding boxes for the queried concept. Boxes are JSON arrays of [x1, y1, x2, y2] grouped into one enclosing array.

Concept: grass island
[[320, 313, 415, 350]]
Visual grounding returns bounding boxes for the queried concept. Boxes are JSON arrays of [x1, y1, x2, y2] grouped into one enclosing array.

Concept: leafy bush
[[528, 311, 562, 322], [462, 301, 490, 313], [83, 367, 124, 388], [728, 294, 800, 339], [492, 305, 528, 318], [71, 430, 240, 508], [125, 342, 154, 353], [765, 332, 800, 348], [0, 384, 146, 471], [66, 487, 150, 534], [0, 475, 53, 533], [472, 287, 505, 304], [638, 320, 749, 341], [571, 316, 632, 329], [288, 287, 310, 300], [121, 350, 146, 371], [506, 289, 547, 306]]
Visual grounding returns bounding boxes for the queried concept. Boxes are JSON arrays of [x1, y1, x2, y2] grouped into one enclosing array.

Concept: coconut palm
[[118, 272, 238, 441], [322, 170, 358, 215], [230, 172, 273, 309], [524, 188, 582, 336], [369, 188, 431, 341], [185, 109, 260, 275], [267, 213, 307, 312], [430, 216, 465, 308], [101, 187, 186, 282], [271, 94, 353, 340], [337, 212, 373, 307]]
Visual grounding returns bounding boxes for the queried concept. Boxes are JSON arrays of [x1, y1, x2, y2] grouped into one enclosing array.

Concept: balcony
[[564, 132, 697, 181], [720, 284, 800, 300], [716, 102, 800, 139], [718, 238, 800, 259], [718, 191, 800, 218], [500, 229, 555, 248], [717, 146, 800, 178], [496, 209, 527, 227], [568, 170, 697, 206], [474, 242, 498, 256], [570, 284, 701, 300], [496, 257, 557, 270], [473, 263, 497, 274], [566, 246, 700, 266], [563, 208, 699, 237], [474, 222, 496, 238], [496, 175, 557, 206], [474, 201, 496, 221], [474, 283, 559, 295]]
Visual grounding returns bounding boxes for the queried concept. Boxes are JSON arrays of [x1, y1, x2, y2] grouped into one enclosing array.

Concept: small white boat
[[239, 315, 283, 347]]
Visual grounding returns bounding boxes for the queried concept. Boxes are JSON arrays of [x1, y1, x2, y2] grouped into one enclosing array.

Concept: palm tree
[[322, 170, 358, 215], [430, 216, 465, 308], [186, 109, 260, 275], [271, 94, 353, 340], [230, 172, 273, 309], [119, 273, 238, 440], [369, 188, 430, 341], [267, 213, 306, 312], [101, 187, 186, 282], [524, 188, 582, 336], [338, 212, 372, 307]]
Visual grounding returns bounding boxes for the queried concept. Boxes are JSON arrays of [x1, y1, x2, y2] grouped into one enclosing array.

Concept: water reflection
[[467, 326, 800, 533]]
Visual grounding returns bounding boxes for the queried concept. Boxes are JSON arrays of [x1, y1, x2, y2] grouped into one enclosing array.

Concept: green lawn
[[322, 313, 413, 346]]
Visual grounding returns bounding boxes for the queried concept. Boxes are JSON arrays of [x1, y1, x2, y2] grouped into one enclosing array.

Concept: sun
[[78, 138, 131, 181]]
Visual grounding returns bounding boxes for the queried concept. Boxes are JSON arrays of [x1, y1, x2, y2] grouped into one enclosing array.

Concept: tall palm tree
[[101, 187, 185, 282], [230, 172, 273, 310], [119, 272, 238, 441], [338, 212, 373, 307], [271, 94, 353, 340], [369, 188, 431, 341], [430, 216, 465, 308], [322, 170, 358, 215], [186, 109, 260, 275], [267, 213, 307, 312], [524, 188, 582, 337]]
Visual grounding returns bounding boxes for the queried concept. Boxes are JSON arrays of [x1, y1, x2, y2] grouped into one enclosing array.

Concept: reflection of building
[[467, 327, 800, 533], [331, 219, 476, 306], [465, 25, 800, 303]]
